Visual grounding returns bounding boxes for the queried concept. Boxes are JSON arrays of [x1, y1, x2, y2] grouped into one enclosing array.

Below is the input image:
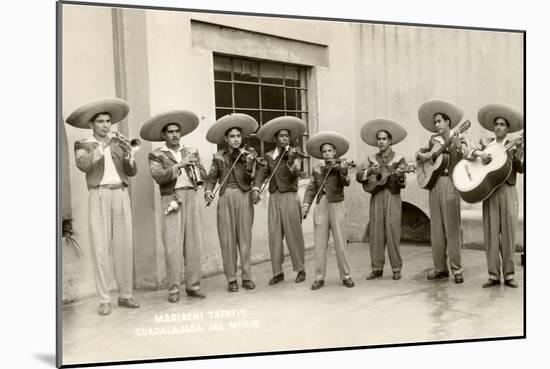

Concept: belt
[[93, 183, 126, 190], [175, 186, 196, 191]]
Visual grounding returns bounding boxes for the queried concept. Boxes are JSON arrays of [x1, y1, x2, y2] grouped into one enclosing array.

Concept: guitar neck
[[504, 138, 523, 151], [433, 136, 455, 159]]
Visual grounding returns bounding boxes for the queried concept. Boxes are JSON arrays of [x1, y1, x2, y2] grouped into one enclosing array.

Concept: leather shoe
[[117, 297, 140, 308], [269, 273, 285, 285], [454, 274, 464, 284], [168, 292, 180, 303], [504, 279, 518, 288], [98, 303, 111, 316], [427, 271, 449, 280], [295, 270, 306, 283], [392, 271, 401, 280], [228, 281, 239, 292], [482, 279, 501, 288], [242, 280, 256, 290], [185, 289, 206, 298], [311, 280, 324, 290], [342, 278, 355, 288], [366, 270, 383, 280]]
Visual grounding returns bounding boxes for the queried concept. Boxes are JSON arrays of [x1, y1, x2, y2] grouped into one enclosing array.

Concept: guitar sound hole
[[376, 174, 382, 180]]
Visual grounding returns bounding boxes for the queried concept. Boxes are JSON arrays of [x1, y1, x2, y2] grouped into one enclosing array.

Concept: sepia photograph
[[57, 0, 525, 366]]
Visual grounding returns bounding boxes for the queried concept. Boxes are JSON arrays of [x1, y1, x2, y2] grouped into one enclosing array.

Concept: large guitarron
[[416, 120, 471, 190], [452, 135, 523, 203]]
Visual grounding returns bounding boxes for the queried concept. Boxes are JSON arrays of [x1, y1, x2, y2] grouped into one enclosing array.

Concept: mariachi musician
[[468, 102, 524, 288], [204, 113, 260, 292], [302, 131, 355, 290], [140, 110, 207, 303], [356, 118, 408, 281], [415, 99, 470, 284], [67, 97, 140, 316], [251, 116, 307, 285]]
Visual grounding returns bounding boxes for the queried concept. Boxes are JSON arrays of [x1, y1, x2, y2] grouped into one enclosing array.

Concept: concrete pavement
[[61, 242, 524, 366]]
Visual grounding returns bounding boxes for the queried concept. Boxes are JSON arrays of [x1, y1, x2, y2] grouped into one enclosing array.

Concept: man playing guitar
[[356, 118, 408, 281], [416, 99, 470, 284], [468, 102, 524, 289]]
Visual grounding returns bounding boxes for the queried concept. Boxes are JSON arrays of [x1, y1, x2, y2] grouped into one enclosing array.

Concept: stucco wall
[[62, 5, 119, 298]]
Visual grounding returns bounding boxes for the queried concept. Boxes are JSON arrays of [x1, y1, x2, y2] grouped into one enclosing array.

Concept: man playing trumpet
[[302, 131, 354, 290], [204, 114, 259, 292], [252, 116, 307, 285], [66, 97, 140, 316], [140, 110, 207, 303]]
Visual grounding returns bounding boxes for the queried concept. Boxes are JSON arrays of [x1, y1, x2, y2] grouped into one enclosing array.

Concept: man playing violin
[[252, 116, 307, 285], [66, 98, 139, 315], [416, 99, 470, 284], [140, 110, 208, 303], [302, 131, 354, 290], [357, 119, 408, 281], [469, 103, 524, 288], [205, 114, 259, 292]]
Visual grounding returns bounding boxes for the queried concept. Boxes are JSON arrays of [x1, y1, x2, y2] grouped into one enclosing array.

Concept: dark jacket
[[205, 148, 256, 196], [148, 146, 207, 196], [303, 164, 349, 206], [253, 148, 300, 193], [74, 138, 137, 190]]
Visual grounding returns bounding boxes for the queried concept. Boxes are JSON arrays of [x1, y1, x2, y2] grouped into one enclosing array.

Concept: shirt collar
[[378, 148, 393, 159], [272, 146, 287, 159], [160, 145, 181, 153]]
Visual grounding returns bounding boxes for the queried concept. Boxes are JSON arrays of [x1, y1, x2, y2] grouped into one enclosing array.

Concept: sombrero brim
[[478, 102, 523, 133], [418, 99, 464, 133], [360, 118, 407, 146], [65, 98, 129, 129], [206, 113, 259, 144], [140, 110, 199, 142], [306, 131, 350, 159], [256, 116, 306, 142]]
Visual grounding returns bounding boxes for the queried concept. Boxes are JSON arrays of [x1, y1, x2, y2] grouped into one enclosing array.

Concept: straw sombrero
[[360, 118, 407, 146], [140, 110, 199, 142], [256, 116, 306, 142], [206, 113, 259, 145], [418, 99, 463, 133], [66, 98, 129, 129], [306, 131, 350, 159], [478, 102, 523, 133]]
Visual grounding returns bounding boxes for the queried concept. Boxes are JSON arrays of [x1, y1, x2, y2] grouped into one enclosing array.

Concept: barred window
[[213, 55, 311, 177]]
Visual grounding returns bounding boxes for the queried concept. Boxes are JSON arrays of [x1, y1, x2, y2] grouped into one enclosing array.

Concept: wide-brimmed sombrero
[[206, 113, 259, 145], [140, 110, 199, 142], [306, 131, 350, 159], [256, 116, 306, 142], [478, 102, 523, 133], [360, 118, 407, 146], [66, 97, 129, 129], [418, 98, 464, 133]]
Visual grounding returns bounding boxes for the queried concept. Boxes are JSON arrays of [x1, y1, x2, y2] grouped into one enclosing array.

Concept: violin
[[324, 158, 357, 168]]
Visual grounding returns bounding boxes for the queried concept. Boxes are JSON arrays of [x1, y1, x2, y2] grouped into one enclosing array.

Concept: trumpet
[[111, 131, 141, 153], [182, 146, 204, 188]]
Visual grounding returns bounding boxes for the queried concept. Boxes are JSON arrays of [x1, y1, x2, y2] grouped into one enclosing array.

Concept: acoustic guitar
[[363, 162, 416, 194], [416, 120, 471, 189], [452, 135, 523, 203]]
